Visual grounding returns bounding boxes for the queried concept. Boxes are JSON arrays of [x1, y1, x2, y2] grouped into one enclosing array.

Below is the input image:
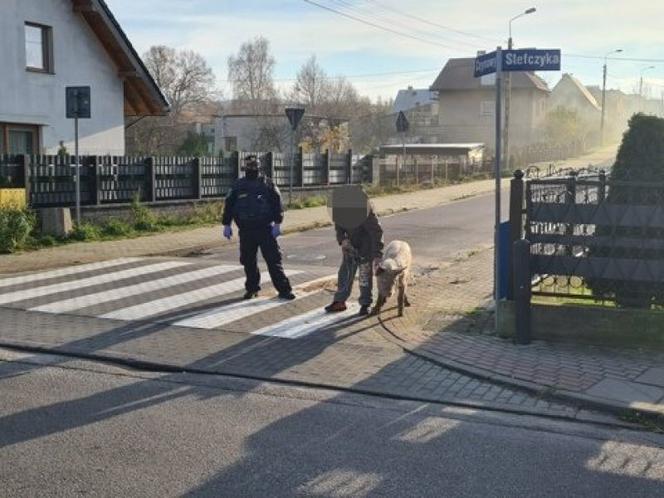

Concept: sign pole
[[289, 128, 294, 206], [494, 46, 503, 332], [74, 115, 81, 225]]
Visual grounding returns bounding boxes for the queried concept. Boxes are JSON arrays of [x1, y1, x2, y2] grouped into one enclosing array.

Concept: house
[[549, 74, 601, 122], [429, 57, 550, 149], [0, 0, 169, 156], [393, 87, 438, 114]]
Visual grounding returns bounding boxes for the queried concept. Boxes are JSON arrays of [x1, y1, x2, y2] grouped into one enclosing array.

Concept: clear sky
[[106, 0, 664, 102]]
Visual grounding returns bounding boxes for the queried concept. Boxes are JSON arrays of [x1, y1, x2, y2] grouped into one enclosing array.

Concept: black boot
[[243, 291, 259, 300]]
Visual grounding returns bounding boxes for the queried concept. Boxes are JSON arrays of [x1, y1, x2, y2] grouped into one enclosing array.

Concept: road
[[2, 349, 663, 498]]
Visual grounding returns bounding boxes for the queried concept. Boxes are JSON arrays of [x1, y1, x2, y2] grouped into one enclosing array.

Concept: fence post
[[232, 151, 240, 181], [507, 169, 525, 300], [346, 149, 352, 184], [324, 150, 331, 185], [193, 157, 202, 200], [20, 155, 31, 205], [598, 169, 607, 203], [145, 157, 156, 202], [565, 171, 577, 255], [513, 239, 532, 345], [297, 147, 304, 187], [264, 151, 274, 180], [89, 156, 101, 206]]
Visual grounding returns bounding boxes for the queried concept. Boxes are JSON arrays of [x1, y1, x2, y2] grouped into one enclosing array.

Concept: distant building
[[393, 87, 438, 114], [549, 74, 601, 122], [0, 0, 169, 155], [430, 57, 550, 149]]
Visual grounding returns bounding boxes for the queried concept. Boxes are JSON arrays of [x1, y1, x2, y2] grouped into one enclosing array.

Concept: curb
[[374, 324, 664, 418]]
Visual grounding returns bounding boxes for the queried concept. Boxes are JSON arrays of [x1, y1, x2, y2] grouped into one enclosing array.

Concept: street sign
[[285, 107, 305, 130], [474, 49, 561, 77], [396, 111, 409, 133], [474, 51, 498, 77], [502, 49, 561, 72], [66, 86, 91, 119]]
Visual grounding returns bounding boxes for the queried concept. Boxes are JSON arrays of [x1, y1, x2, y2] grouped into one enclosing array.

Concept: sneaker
[[243, 291, 259, 300], [324, 301, 347, 313], [358, 305, 370, 316], [278, 291, 296, 301]]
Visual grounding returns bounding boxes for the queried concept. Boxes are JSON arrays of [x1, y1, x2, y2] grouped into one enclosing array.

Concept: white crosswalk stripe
[[0, 261, 192, 305], [29, 265, 242, 314], [100, 270, 303, 322], [172, 275, 335, 329], [251, 303, 361, 339], [0, 258, 142, 289]]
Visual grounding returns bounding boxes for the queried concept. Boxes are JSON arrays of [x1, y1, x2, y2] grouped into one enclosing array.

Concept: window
[[25, 23, 53, 73], [0, 124, 39, 154], [480, 101, 495, 117]]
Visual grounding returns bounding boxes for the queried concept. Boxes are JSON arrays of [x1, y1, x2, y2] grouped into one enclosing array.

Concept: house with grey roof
[[550, 74, 601, 122], [0, 0, 169, 155], [430, 57, 550, 149], [393, 87, 437, 114]]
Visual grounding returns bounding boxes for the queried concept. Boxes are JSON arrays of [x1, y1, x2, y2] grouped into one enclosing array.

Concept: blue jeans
[[333, 251, 373, 306]]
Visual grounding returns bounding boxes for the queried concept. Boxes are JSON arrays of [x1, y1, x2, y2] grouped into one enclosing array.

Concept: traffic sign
[[396, 111, 409, 133], [66, 86, 91, 119], [285, 107, 305, 130], [502, 49, 561, 72], [474, 49, 561, 77], [474, 51, 498, 77]]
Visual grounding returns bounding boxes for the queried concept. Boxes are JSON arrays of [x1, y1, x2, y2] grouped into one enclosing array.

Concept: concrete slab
[[586, 378, 664, 405], [635, 367, 664, 388]]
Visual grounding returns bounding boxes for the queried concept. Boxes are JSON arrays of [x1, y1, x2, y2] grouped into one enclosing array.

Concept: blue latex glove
[[223, 225, 233, 240], [271, 224, 281, 238]]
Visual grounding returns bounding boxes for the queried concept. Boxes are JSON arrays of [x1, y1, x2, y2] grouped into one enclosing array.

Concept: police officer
[[222, 155, 295, 300]]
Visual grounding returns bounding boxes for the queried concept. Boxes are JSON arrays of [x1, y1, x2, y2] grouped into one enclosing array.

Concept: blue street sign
[[502, 49, 561, 72], [474, 51, 498, 77], [474, 49, 561, 77]]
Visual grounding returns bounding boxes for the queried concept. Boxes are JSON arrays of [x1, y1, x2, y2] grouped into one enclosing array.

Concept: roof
[[393, 88, 436, 113], [379, 143, 484, 155], [72, 0, 170, 116], [430, 58, 550, 93], [553, 74, 601, 111]]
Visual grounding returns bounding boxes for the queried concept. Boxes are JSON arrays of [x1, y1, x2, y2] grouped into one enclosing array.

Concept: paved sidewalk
[[377, 246, 664, 417]]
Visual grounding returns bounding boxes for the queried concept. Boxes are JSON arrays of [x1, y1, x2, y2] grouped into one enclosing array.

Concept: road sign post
[[285, 107, 305, 206], [473, 48, 560, 333], [395, 111, 409, 188], [66, 86, 91, 226]]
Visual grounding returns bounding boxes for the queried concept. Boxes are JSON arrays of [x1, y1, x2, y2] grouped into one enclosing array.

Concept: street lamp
[[504, 7, 536, 172], [639, 65, 655, 101], [600, 48, 623, 145]]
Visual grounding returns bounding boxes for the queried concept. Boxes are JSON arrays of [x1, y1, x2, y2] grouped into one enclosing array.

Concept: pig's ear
[[375, 266, 385, 275]]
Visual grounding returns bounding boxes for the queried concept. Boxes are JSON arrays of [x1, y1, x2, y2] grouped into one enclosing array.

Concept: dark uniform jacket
[[335, 210, 384, 263], [222, 176, 284, 230]]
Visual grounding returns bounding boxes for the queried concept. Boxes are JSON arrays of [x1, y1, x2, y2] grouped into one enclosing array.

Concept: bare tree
[[227, 37, 277, 112], [291, 55, 328, 110], [126, 46, 217, 154]]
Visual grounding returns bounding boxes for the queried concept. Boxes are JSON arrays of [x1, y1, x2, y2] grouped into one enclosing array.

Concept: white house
[[0, 0, 169, 156]]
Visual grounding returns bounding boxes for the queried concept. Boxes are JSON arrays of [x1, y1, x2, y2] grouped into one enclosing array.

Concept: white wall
[[0, 0, 125, 155]]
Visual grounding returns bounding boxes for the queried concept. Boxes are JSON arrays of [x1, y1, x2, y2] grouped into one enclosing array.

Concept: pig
[[371, 240, 412, 317]]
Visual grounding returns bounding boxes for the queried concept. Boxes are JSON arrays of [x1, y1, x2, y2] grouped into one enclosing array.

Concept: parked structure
[[0, 0, 169, 156], [429, 57, 550, 149]]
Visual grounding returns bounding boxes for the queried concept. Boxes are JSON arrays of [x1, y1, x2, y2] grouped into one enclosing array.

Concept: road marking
[[251, 303, 361, 339], [0, 261, 192, 305], [100, 270, 303, 321], [0, 258, 143, 289], [30, 265, 242, 314], [171, 275, 333, 329]]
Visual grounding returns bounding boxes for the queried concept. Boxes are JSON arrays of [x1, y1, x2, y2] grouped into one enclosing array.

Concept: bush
[[101, 219, 134, 237], [70, 223, 102, 241], [191, 201, 224, 225], [588, 114, 664, 308], [130, 195, 157, 231], [0, 207, 35, 253]]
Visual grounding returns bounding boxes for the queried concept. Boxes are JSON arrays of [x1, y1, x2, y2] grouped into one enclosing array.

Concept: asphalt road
[[1, 349, 663, 498], [206, 192, 510, 271]]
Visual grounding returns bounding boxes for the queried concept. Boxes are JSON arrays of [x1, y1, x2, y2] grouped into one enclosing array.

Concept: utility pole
[[600, 49, 623, 146], [504, 7, 536, 173], [494, 46, 503, 333], [639, 65, 655, 112]]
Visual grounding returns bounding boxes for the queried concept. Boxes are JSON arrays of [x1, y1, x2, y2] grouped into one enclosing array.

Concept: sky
[[106, 0, 664, 103]]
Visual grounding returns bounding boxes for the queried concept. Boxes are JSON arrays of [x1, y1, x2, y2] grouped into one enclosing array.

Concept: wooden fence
[[0, 150, 371, 209]]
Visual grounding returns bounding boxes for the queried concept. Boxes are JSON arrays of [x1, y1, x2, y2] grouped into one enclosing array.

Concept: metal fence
[[1, 150, 372, 209], [510, 169, 664, 308], [379, 156, 493, 185]]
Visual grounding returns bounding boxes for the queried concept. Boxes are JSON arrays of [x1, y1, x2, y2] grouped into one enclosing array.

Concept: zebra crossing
[[0, 257, 362, 339]]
